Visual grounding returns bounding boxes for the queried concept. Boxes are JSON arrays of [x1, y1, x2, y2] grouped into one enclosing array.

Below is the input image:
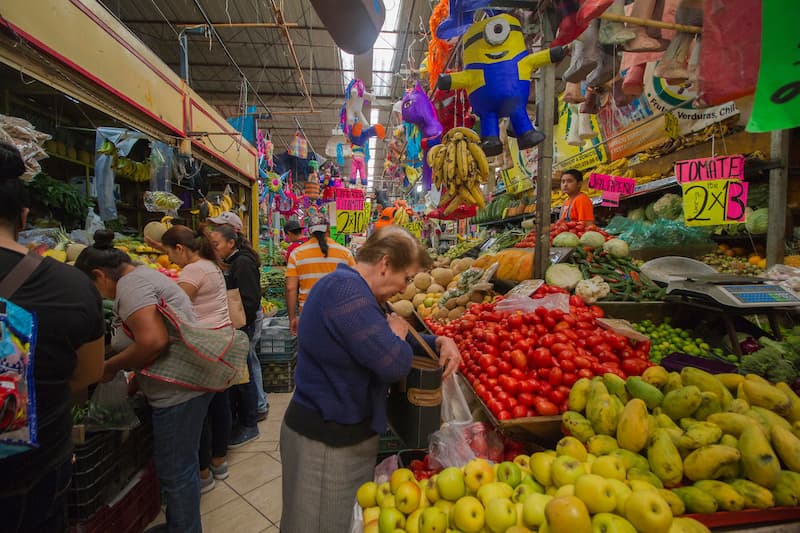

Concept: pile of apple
[[427, 292, 652, 420]]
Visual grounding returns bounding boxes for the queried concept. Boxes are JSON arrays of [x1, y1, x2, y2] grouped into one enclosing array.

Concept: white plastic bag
[[84, 371, 139, 431], [495, 293, 570, 314]]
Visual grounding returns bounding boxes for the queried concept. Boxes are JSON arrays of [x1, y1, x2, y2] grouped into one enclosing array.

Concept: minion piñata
[[437, 14, 566, 156]]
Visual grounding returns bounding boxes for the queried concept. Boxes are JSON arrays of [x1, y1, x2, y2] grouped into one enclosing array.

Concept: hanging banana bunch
[[426, 127, 489, 215]]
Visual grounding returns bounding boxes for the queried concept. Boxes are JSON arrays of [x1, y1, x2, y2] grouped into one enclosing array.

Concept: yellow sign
[[500, 138, 535, 194], [681, 179, 749, 226], [336, 202, 370, 234], [404, 221, 422, 239], [553, 96, 609, 171]]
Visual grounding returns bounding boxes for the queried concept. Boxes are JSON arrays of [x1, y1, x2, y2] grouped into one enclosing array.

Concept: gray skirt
[[279, 419, 379, 533]]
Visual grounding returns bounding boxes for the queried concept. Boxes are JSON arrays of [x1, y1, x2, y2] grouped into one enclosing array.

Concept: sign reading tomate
[[676, 155, 748, 226], [334, 189, 368, 234]]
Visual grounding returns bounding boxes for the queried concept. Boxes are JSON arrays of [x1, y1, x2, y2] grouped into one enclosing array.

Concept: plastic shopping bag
[[84, 371, 140, 431]]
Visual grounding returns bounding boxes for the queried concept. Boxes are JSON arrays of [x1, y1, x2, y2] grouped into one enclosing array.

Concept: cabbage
[[545, 264, 583, 290], [745, 208, 769, 234], [579, 231, 606, 249], [553, 231, 580, 247], [653, 193, 683, 220], [645, 202, 658, 221], [603, 238, 629, 258], [628, 207, 645, 221]]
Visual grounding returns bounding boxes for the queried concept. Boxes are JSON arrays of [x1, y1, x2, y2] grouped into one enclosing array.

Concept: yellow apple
[[464, 458, 495, 492], [436, 467, 466, 502], [376, 482, 393, 506], [396, 480, 422, 514], [557, 436, 588, 462], [551, 455, 587, 488], [513, 454, 532, 474], [512, 483, 538, 504], [364, 506, 381, 525], [606, 479, 632, 515], [529, 452, 556, 487], [485, 497, 517, 533], [364, 519, 379, 533], [544, 496, 592, 533], [590, 455, 627, 481], [380, 494, 396, 509], [424, 477, 440, 504], [358, 481, 379, 508], [522, 493, 552, 528], [574, 474, 617, 514], [624, 490, 673, 533], [476, 482, 513, 507], [392, 468, 417, 493], [555, 485, 575, 498], [433, 499, 454, 520], [506, 527, 534, 533], [378, 507, 406, 533], [406, 508, 423, 533], [591, 512, 637, 533], [419, 506, 449, 533], [452, 495, 485, 533], [515, 502, 525, 527]]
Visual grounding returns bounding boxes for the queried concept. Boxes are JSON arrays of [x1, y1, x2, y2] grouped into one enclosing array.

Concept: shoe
[[200, 474, 216, 494], [210, 462, 230, 480], [256, 407, 269, 422], [228, 426, 259, 449]]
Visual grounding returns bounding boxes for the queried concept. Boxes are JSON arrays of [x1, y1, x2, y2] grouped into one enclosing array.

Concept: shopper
[[206, 218, 265, 446], [283, 219, 306, 258], [0, 142, 105, 533], [280, 225, 462, 533], [161, 225, 232, 494], [285, 215, 355, 335], [75, 230, 212, 533], [559, 168, 595, 223]]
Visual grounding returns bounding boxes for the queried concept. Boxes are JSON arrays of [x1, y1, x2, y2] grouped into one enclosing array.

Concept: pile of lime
[[633, 318, 739, 364]]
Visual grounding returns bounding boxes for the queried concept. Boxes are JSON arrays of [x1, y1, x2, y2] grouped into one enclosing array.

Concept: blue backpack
[[0, 251, 41, 457]]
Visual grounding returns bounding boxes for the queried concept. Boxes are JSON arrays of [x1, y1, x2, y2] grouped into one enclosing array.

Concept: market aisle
[[147, 392, 292, 532]]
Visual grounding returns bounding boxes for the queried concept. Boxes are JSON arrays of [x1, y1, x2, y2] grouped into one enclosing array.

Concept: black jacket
[[224, 249, 261, 327]]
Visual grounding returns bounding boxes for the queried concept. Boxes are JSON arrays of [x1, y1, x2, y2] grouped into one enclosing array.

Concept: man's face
[[560, 173, 582, 196]]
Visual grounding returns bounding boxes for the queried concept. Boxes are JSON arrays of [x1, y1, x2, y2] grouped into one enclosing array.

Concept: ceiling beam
[[166, 63, 396, 74], [120, 21, 414, 35]]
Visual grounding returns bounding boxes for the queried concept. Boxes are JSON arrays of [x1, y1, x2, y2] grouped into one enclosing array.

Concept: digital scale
[[667, 275, 800, 308]]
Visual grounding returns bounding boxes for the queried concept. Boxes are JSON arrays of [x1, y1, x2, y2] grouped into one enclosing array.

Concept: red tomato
[[478, 354, 494, 370], [487, 365, 499, 378], [548, 367, 563, 387], [559, 359, 576, 373], [530, 348, 553, 368], [574, 356, 592, 369], [577, 368, 594, 379], [518, 379, 535, 394], [512, 404, 528, 419], [497, 410, 512, 421], [508, 314, 523, 329], [533, 397, 559, 416], [589, 305, 605, 318], [539, 334, 556, 348], [549, 387, 568, 405], [509, 368, 526, 381], [622, 358, 651, 376], [506, 397, 519, 409], [498, 361, 512, 374], [518, 392, 536, 407], [562, 372, 577, 387], [509, 349, 527, 370]]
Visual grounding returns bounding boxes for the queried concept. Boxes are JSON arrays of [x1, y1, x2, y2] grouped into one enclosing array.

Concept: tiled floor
[[148, 392, 293, 532]]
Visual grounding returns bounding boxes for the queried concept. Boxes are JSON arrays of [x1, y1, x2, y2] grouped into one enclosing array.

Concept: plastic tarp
[[94, 127, 148, 220]]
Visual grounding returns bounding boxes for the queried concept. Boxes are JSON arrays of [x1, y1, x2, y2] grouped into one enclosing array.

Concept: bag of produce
[[84, 371, 140, 431]]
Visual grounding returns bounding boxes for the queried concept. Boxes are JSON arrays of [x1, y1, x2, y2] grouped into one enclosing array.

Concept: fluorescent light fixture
[[416, 184, 423, 192]]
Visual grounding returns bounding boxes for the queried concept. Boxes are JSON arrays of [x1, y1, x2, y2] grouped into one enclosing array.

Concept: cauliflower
[[575, 276, 611, 304], [653, 193, 683, 220]]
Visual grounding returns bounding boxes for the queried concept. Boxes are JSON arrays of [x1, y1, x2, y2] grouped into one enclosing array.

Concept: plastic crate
[[378, 429, 405, 455], [259, 323, 297, 357], [69, 461, 160, 533], [261, 355, 296, 393], [68, 432, 116, 522]]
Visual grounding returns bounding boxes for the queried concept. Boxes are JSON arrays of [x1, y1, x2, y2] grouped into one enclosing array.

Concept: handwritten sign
[[588, 173, 636, 195], [335, 188, 365, 211], [681, 179, 749, 226], [674, 155, 745, 184], [404, 221, 422, 239], [336, 201, 370, 234], [601, 191, 620, 208], [746, 0, 800, 132]]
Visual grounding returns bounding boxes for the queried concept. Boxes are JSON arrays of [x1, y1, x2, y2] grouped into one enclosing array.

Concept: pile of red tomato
[[549, 220, 613, 244], [427, 287, 652, 421]]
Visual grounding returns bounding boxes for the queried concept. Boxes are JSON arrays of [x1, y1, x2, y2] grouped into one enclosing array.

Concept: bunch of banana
[[427, 127, 489, 215], [97, 139, 117, 156], [114, 157, 150, 182], [590, 156, 630, 177], [393, 207, 410, 225]]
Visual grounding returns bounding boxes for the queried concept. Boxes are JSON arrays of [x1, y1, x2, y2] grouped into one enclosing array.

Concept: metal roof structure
[[99, 0, 433, 195]]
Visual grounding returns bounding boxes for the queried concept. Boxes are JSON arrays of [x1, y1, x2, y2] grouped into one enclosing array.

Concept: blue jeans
[[152, 393, 213, 533], [251, 310, 268, 413], [233, 323, 260, 428]]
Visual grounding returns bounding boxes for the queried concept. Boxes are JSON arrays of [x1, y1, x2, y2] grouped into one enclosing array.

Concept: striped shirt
[[285, 237, 356, 309]]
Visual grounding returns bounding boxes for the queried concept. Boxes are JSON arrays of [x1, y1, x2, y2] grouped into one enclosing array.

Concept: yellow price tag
[[336, 209, 369, 234], [404, 221, 422, 239], [681, 179, 749, 227]]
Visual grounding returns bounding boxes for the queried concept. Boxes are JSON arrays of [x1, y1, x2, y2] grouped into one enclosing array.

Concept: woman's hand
[[387, 313, 409, 339], [436, 336, 462, 380]]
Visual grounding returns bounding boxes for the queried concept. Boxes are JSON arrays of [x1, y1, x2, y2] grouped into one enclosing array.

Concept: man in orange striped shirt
[[285, 217, 355, 335]]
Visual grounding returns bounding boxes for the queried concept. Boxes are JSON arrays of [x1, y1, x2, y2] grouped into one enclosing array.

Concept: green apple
[[392, 468, 417, 493], [396, 480, 422, 514], [464, 458, 495, 492], [519, 475, 544, 493], [557, 436, 588, 462], [380, 494, 396, 509], [513, 454, 532, 474], [522, 493, 552, 528], [574, 474, 617, 514], [378, 507, 406, 533], [433, 499, 454, 520], [406, 508, 423, 533], [544, 495, 592, 533], [485, 497, 517, 533], [512, 483, 538, 504], [590, 455, 627, 482], [451, 496, 485, 533], [551, 455, 587, 488], [476, 481, 513, 507], [591, 512, 637, 533], [437, 467, 466, 502], [364, 519, 379, 533], [624, 490, 673, 533], [358, 481, 379, 508], [496, 461, 523, 488], [419, 506, 449, 533], [424, 477, 440, 504], [606, 479, 632, 515], [529, 452, 556, 487], [376, 482, 393, 506], [364, 506, 381, 525], [555, 485, 575, 498]]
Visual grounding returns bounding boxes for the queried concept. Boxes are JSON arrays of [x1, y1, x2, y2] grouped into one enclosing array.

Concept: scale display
[[718, 284, 800, 306]]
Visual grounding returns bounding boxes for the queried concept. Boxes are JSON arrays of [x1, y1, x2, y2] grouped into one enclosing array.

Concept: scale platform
[[667, 276, 800, 309]]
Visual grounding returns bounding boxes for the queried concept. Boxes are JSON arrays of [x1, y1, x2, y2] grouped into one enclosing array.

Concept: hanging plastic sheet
[[94, 127, 148, 220], [149, 141, 173, 193]]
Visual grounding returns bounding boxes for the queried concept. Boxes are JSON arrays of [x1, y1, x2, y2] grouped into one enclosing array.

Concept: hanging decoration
[[436, 14, 567, 156], [427, 0, 455, 88], [401, 81, 444, 190]]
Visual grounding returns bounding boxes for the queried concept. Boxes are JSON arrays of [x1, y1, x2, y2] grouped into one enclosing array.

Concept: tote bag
[[227, 288, 247, 329]]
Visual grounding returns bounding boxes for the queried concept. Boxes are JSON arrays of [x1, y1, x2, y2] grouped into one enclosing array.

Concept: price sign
[[335, 188, 365, 211], [681, 179, 749, 226], [587, 173, 636, 195], [674, 155, 745, 184], [404, 221, 422, 239], [601, 191, 620, 207], [336, 201, 370, 234]]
